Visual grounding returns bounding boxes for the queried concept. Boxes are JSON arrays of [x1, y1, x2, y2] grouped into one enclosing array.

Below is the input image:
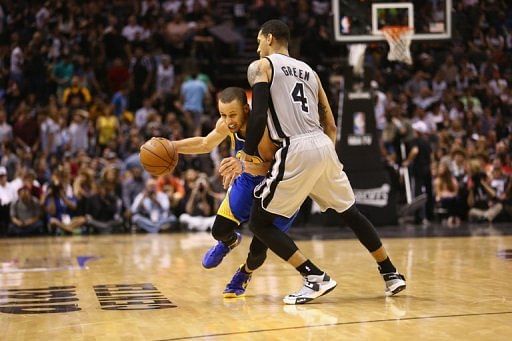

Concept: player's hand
[[222, 171, 238, 190], [219, 157, 242, 177], [220, 157, 242, 189]]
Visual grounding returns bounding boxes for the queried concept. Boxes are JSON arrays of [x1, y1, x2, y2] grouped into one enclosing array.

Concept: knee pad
[[211, 216, 238, 241]]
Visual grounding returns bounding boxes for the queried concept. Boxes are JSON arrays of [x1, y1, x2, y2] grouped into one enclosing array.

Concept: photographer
[[467, 159, 503, 223], [178, 173, 216, 232], [131, 178, 176, 233]]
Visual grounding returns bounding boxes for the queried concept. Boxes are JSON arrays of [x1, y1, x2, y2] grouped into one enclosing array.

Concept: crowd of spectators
[[371, 0, 512, 226], [0, 0, 510, 236]]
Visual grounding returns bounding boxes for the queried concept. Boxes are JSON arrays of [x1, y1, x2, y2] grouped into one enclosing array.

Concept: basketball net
[[348, 44, 367, 76], [382, 26, 413, 65]]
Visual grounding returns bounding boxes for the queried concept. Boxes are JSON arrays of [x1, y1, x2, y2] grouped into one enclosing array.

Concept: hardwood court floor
[[0, 231, 511, 340]]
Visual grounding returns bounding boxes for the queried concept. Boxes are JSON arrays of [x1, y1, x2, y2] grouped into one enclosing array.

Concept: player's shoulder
[[249, 58, 271, 71]]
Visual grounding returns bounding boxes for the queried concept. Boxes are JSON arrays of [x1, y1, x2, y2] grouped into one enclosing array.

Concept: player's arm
[[242, 58, 272, 158], [219, 157, 270, 177], [316, 72, 337, 144], [172, 118, 230, 154]]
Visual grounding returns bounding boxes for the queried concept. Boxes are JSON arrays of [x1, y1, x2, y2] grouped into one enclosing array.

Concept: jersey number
[[291, 83, 309, 113]]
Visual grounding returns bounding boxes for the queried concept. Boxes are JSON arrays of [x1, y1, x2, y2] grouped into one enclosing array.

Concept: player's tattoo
[[247, 61, 261, 86], [318, 101, 328, 127]]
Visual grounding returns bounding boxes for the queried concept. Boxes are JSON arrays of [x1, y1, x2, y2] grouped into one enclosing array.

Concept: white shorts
[[254, 131, 355, 218]]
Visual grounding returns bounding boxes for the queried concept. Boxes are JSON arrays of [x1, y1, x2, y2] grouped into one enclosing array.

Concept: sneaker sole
[[223, 292, 245, 298], [283, 280, 337, 305], [385, 283, 406, 296]]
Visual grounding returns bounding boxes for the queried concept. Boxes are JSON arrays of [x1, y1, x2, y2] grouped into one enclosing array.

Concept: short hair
[[218, 87, 247, 105], [260, 19, 290, 44]]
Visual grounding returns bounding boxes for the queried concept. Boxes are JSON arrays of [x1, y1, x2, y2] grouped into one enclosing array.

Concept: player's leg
[[223, 236, 267, 297], [249, 201, 336, 304], [202, 176, 254, 269], [310, 147, 406, 296], [223, 211, 297, 298], [250, 136, 336, 304], [202, 215, 241, 269], [340, 204, 406, 296]]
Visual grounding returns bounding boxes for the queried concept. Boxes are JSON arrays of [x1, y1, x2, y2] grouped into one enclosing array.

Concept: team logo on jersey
[[354, 184, 390, 207]]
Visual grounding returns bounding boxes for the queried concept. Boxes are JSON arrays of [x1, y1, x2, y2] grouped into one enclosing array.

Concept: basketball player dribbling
[[236, 19, 406, 304], [156, 87, 296, 297]]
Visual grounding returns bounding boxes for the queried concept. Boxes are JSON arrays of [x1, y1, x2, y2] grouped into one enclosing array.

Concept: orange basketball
[[139, 138, 178, 176]]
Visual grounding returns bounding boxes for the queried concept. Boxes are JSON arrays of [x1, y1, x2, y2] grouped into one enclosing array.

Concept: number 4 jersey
[[264, 54, 322, 142]]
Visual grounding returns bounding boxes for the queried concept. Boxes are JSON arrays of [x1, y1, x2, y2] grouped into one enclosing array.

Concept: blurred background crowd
[[0, 0, 510, 236]]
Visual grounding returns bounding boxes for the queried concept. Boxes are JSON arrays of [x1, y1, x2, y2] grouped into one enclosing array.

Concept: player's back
[[265, 54, 322, 141]]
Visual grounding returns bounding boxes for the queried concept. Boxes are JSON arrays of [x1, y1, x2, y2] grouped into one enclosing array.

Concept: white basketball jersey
[[265, 54, 322, 141]]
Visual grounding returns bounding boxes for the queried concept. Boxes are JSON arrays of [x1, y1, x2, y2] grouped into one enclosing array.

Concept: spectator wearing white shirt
[[131, 179, 176, 233], [155, 55, 175, 97], [0, 166, 17, 235], [40, 106, 60, 154], [0, 109, 12, 144], [68, 109, 90, 153], [122, 16, 143, 42], [488, 71, 508, 97], [135, 97, 157, 129], [10, 37, 24, 86]]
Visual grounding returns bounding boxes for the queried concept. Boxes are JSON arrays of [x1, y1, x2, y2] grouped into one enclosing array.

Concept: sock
[[296, 260, 323, 276], [241, 264, 252, 274], [378, 257, 396, 274], [224, 233, 238, 248]]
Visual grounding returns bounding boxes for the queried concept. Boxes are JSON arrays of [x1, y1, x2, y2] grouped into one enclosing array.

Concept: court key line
[[158, 310, 512, 340]]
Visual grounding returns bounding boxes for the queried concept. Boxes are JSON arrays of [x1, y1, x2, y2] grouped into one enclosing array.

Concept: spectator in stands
[[135, 97, 157, 129], [122, 165, 146, 220], [155, 55, 175, 99], [178, 171, 215, 231], [157, 172, 185, 212], [131, 178, 176, 233], [467, 159, 502, 223], [51, 53, 74, 98], [0, 109, 12, 144], [68, 109, 90, 153], [403, 121, 434, 224], [0, 166, 16, 235], [96, 105, 119, 152], [62, 76, 92, 109], [129, 46, 154, 110], [434, 162, 461, 227], [178, 68, 209, 135], [86, 180, 123, 233], [44, 175, 86, 234], [9, 186, 43, 236]]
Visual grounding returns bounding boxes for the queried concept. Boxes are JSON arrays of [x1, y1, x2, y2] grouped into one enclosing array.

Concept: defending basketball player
[[235, 20, 406, 304], [152, 87, 295, 297]]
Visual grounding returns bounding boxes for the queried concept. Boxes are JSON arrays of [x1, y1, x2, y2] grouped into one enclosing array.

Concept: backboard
[[333, 0, 452, 42]]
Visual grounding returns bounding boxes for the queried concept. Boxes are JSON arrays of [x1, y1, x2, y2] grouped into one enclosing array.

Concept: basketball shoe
[[283, 273, 337, 305], [382, 272, 406, 296], [223, 265, 252, 298], [202, 232, 242, 269]]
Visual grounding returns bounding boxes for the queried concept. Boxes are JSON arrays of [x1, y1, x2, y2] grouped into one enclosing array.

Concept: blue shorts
[[217, 173, 295, 232]]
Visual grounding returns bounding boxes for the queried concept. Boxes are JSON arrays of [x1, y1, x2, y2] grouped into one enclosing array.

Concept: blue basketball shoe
[[223, 265, 252, 298], [202, 232, 242, 269]]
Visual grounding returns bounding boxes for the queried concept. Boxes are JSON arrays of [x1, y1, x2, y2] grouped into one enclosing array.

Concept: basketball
[[139, 138, 178, 176]]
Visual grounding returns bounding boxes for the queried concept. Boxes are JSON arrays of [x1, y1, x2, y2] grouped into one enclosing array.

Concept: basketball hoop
[[381, 26, 413, 65]]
